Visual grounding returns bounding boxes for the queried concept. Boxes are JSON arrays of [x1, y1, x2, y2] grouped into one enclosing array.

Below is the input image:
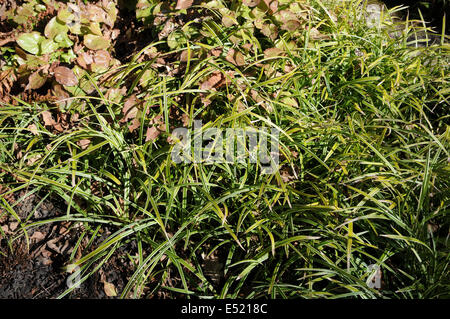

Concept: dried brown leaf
[[105, 87, 126, 104], [210, 47, 222, 57], [261, 23, 278, 41], [145, 126, 160, 142], [226, 48, 245, 66], [128, 117, 141, 133], [0, 31, 16, 47], [1, 225, 10, 234], [268, 0, 278, 13], [71, 113, 80, 123], [9, 222, 19, 232], [280, 169, 295, 183], [54, 66, 78, 86], [308, 27, 331, 40], [219, 70, 235, 87], [264, 47, 284, 58], [242, 43, 253, 52], [180, 50, 191, 62], [52, 83, 71, 108], [250, 89, 264, 103], [28, 124, 39, 135], [42, 111, 56, 127], [277, 9, 297, 22], [175, 0, 193, 10], [27, 154, 43, 165], [281, 19, 301, 32], [284, 63, 295, 73], [76, 51, 93, 69], [53, 123, 64, 132], [30, 231, 45, 241], [0, 69, 17, 100], [121, 95, 140, 123], [200, 71, 222, 91], [93, 50, 111, 68], [77, 139, 91, 150], [181, 113, 189, 127], [26, 71, 47, 90], [87, 4, 106, 23], [103, 281, 117, 297]]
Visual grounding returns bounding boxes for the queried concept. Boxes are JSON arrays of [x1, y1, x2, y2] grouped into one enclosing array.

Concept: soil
[[0, 190, 137, 298]]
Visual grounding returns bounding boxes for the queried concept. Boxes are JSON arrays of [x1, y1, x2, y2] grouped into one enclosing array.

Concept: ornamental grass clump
[[0, 0, 449, 298]]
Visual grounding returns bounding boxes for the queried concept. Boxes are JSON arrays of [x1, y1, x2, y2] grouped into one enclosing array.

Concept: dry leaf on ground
[[103, 281, 117, 297], [30, 231, 45, 241], [145, 115, 166, 141], [27, 124, 39, 135], [42, 111, 56, 126], [54, 66, 78, 86], [175, 0, 193, 10], [200, 71, 222, 91], [264, 47, 284, 58], [26, 71, 47, 90], [145, 126, 160, 142], [210, 47, 222, 57], [226, 48, 245, 66], [93, 50, 111, 68], [77, 139, 91, 150], [121, 95, 140, 129]]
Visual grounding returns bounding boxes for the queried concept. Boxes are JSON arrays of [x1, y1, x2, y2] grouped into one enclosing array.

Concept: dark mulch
[[0, 191, 137, 299]]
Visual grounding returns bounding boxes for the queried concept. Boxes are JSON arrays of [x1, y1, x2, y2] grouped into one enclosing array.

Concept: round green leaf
[[68, 22, 82, 35], [84, 34, 110, 50], [88, 22, 103, 36], [17, 32, 44, 55], [40, 39, 59, 55], [60, 49, 77, 64], [13, 6, 35, 25], [35, 4, 47, 12], [57, 9, 74, 23], [167, 31, 185, 49], [45, 17, 69, 40], [139, 69, 157, 87]]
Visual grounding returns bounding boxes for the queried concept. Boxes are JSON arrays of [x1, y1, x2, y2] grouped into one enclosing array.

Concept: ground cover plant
[[0, 0, 449, 299]]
